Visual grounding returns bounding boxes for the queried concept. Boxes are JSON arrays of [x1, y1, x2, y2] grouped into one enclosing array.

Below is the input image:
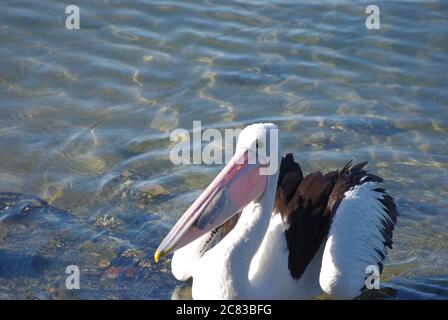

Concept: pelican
[[155, 123, 398, 299]]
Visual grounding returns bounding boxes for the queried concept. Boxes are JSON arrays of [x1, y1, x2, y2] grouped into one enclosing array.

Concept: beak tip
[[154, 250, 161, 263]]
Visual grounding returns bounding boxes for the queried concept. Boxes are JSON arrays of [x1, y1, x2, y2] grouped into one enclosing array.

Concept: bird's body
[[247, 212, 325, 299], [157, 123, 398, 300]]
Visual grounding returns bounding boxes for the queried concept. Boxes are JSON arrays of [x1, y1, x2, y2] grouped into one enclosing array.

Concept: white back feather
[[320, 182, 394, 299]]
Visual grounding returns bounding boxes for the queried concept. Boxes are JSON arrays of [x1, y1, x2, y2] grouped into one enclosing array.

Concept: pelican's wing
[[319, 162, 398, 299], [274, 154, 335, 280]]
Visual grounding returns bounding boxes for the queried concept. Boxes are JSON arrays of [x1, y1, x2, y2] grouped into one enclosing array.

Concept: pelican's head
[[155, 123, 280, 262]]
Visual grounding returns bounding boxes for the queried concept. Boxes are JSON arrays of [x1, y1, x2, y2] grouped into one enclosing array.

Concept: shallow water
[[0, 0, 447, 299]]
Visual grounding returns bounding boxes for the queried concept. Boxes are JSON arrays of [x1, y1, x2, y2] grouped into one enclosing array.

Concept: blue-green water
[[0, 0, 447, 299]]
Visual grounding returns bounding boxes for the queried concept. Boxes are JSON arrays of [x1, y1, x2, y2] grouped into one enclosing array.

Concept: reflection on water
[[0, 0, 447, 299]]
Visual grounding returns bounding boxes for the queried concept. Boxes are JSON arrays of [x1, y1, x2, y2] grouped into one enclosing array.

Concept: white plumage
[[157, 123, 397, 300], [249, 213, 324, 299], [320, 182, 394, 299], [172, 232, 211, 281]]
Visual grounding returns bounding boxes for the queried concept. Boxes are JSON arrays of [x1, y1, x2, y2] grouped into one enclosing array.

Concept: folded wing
[[319, 162, 398, 299]]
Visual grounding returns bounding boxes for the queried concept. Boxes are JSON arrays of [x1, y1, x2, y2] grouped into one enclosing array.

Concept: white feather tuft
[[320, 182, 393, 299]]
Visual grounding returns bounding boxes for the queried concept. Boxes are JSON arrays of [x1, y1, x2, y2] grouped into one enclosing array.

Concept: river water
[[0, 0, 447, 299]]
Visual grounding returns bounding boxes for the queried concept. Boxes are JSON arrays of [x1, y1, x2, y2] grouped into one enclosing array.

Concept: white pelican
[[155, 123, 398, 299]]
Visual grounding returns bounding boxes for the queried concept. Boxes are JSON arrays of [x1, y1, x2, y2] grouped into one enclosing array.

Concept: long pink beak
[[155, 149, 267, 262]]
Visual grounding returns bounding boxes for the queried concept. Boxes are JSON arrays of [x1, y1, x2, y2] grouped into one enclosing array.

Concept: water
[[0, 0, 447, 299]]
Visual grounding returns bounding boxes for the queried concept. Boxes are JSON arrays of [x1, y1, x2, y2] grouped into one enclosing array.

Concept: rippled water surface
[[0, 0, 447, 299]]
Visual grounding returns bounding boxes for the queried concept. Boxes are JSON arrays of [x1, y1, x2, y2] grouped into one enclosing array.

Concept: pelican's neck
[[221, 172, 278, 298]]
